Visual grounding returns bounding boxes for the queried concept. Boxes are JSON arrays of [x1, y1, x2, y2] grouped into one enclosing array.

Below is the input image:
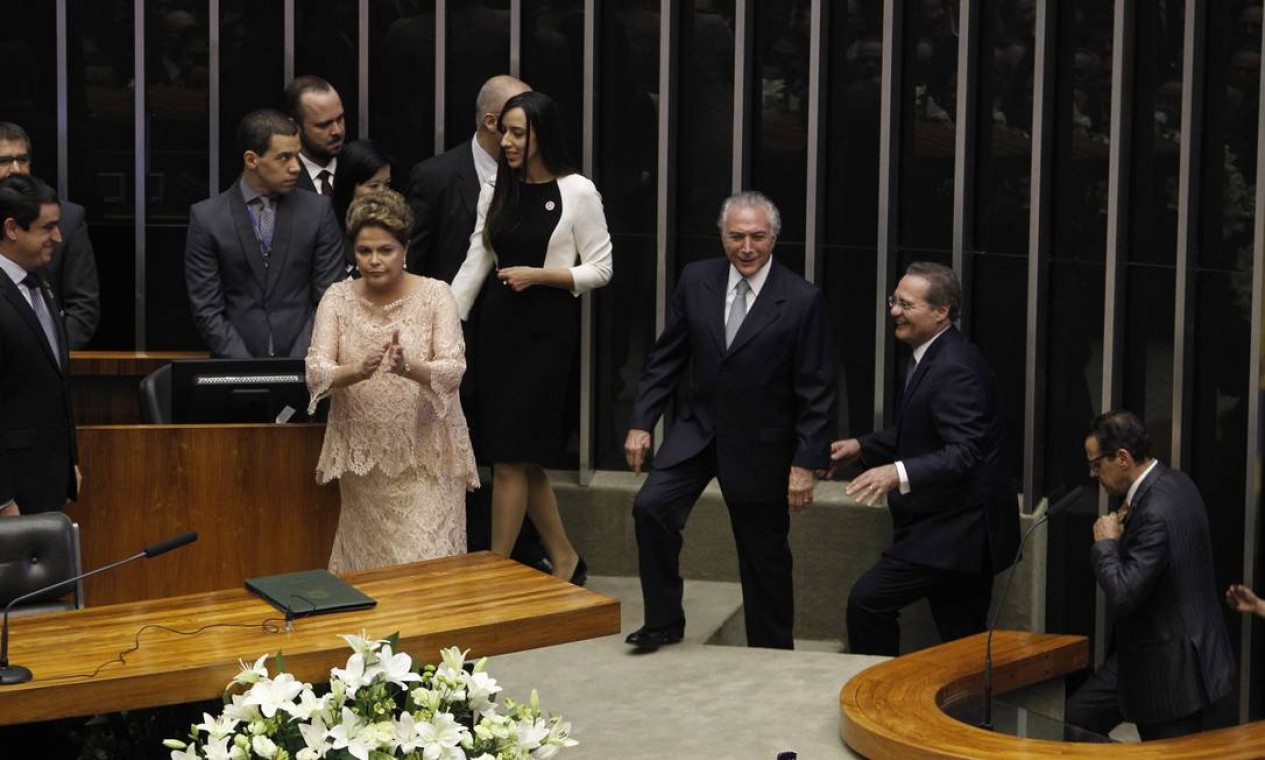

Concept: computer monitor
[[170, 358, 326, 424]]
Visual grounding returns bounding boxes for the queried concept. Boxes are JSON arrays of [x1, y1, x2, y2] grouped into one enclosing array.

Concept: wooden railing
[[840, 630, 1265, 758]]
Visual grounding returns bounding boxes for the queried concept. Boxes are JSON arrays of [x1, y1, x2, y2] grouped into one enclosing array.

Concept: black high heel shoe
[[569, 556, 588, 587]]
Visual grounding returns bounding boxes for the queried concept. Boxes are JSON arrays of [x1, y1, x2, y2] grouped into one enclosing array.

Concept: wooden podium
[[840, 630, 1265, 758]]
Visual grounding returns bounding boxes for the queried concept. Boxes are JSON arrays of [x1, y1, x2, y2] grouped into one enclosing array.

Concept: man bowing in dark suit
[[1065, 410, 1234, 740], [829, 261, 1019, 656], [185, 109, 344, 358], [624, 191, 836, 651], [0, 174, 78, 515]]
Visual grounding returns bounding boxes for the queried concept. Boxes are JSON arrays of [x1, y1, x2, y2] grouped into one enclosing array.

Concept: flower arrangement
[[164, 632, 576, 760]]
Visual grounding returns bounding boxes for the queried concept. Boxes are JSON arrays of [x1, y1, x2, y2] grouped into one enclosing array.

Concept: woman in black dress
[[330, 140, 392, 275], [450, 91, 613, 585]]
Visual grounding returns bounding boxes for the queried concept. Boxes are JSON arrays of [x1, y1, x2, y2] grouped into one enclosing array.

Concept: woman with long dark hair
[[330, 140, 392, 274], [450, 91, 613, 585]]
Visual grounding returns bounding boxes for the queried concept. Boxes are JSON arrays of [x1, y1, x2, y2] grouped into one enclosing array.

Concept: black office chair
[[0, 512, 83, 617], [138, 363, 172, 424]]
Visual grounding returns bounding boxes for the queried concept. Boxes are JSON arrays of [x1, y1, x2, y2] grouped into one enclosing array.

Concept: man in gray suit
[[0, 122, 100, 348], [1066, 410, 1234, 740], [184, 109, 344, 358]]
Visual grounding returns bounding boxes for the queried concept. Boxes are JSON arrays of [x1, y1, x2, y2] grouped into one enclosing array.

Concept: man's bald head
[[475, 75, 532, 130]]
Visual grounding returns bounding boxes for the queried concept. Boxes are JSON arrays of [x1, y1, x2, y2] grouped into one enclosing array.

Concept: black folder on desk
[[245, 569, 377, 618]]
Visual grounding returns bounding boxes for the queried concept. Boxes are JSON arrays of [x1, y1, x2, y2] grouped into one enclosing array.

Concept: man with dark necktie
[[829, 262, 1019, 656], [184, 109, 344, 358], [285, 75, 346, 198], [0, 173, 79, 515], [1066, 410, 1234, 740]]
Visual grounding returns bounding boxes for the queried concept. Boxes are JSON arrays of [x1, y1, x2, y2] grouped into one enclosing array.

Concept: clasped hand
[[497, 266, 538, 292], [359, 330, 407, 379]]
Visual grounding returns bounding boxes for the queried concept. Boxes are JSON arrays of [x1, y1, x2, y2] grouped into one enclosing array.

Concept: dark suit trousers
[[1065, 654, 1209, 740], [846, 554, 992, 656], [632, 443, 794, 649]]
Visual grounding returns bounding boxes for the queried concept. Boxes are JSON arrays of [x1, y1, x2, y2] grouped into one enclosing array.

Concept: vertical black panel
[[443, 3, 511, 153], [371, 0, 439, 174], [66, 0, 136, 349], [219, 0, 285, 191], [520, 0, 586, 166], [294, 0, 360, 140], [594, 0, 660, 470], [970, 0, 1035, 487], [673, 0, 734, 272], [896, 0, 959, 252], [144, 0, 209, 349], [1121, 1, 1183, 457], [749, 0, 809, 277], [820, 1, 883, 441], [1192, 0, 1259, 702], [1041, 0, 1114, 657], [0, 1, 59, 187]]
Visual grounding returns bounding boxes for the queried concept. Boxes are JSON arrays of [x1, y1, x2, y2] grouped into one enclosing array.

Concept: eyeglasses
[[1087, 452, 1112, 472], [887, 295, 924, 311], [0, 154, 30, 167]]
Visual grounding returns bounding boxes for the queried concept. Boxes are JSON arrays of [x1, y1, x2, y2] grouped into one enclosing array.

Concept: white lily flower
[[415, 711, 470, 760], [250, 734, 279, 759], [199, 736, 238, 760], [167, 743, 199, 760], [284, 686, 333, 721], [232, 654, 269, 685], [194, 711, 241, 742], [330, 652, 372, 698], [377, 644, 423, 689], [464, 671, 501, 712], [439, 647, 468, 673], [339, 631, 385, 658], [327, 706, 375, 760], [296, 712, 331, 754], [244, 672, 305, 718], [515, 716, 550, 751], [221, 694, 261, 724]]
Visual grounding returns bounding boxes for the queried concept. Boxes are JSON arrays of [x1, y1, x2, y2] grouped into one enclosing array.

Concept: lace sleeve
[[427, 285, 466, 394], [306, 288, 342, 414]]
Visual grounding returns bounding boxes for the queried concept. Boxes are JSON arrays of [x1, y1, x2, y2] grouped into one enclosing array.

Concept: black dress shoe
[[625, 622, 685, 650], [569, 556, 588, 587]]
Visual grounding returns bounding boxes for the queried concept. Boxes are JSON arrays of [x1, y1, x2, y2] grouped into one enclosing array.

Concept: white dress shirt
[[299, 153, 338, 191], [724, 256, 772, 322], [471, 136, 498, 187]]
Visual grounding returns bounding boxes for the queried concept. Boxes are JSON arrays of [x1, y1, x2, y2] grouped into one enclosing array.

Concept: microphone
[[0, 530, 199, 685], [980, 486, 1083, 730]]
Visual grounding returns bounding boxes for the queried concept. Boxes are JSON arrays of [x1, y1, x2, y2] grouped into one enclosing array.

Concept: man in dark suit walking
[[0, 174, 78, 515], [829, 261, 1019, 656], [185, 109, 344, 358], [624, 191, 836, 651], [1065, 410, 1234, 740], [0, 122, 99, 348]]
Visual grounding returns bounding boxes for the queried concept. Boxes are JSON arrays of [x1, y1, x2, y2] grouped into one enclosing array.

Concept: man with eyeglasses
[[827, 261, 1019, 656], [1064, 410, 1232, 740], [0, 122, 100, 348]]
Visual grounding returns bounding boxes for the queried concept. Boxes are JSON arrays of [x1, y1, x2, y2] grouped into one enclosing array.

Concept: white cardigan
[[449, 173, 614, 320]]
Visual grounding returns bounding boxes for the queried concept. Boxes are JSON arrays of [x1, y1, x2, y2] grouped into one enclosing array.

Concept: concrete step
[[487, 574, 875, 759]]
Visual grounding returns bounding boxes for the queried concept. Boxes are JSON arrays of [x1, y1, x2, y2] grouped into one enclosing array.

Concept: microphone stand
[[0, 531, 198, 685], [980, 487, 1081, 730]]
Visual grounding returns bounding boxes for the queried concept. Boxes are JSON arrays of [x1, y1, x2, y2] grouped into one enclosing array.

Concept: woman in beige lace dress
[[307, 190, 478, 573]]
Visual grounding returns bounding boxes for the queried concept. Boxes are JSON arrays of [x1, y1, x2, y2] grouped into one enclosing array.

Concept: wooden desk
[[0, 552, 619, 726], [840, 630, 1265, 758], [70, 351, 207, 424]]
